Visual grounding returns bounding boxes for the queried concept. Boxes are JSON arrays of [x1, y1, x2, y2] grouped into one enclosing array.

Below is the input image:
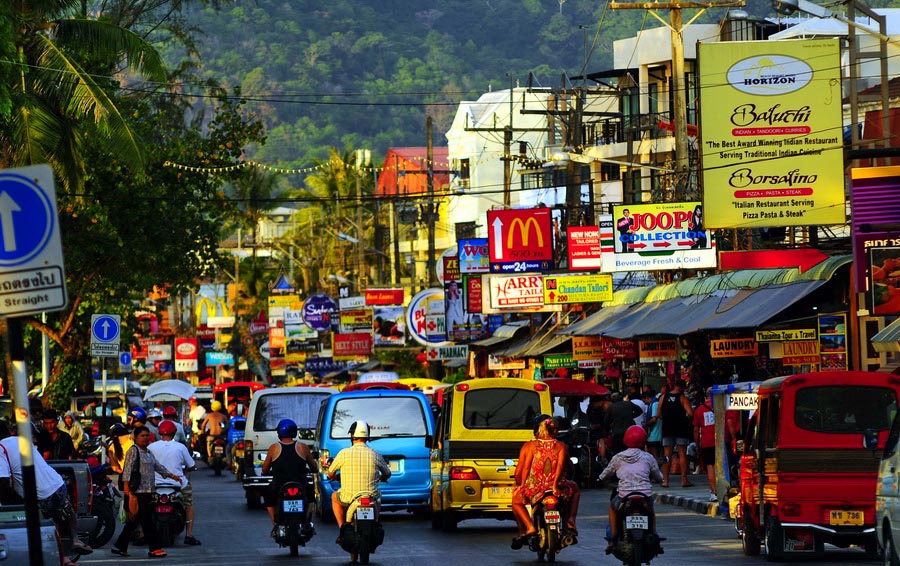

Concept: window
[[462, 388, 541, 430], [795, 386, 898, 434], [330, 397, 427, 439], [253, 393, 331, 432]]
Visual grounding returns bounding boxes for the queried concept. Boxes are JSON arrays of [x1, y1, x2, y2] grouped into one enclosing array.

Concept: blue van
[[315, 389, 434, 519]]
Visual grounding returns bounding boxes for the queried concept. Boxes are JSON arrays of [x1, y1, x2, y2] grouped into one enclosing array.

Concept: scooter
[[272, 481, 316, 556], [209, 436, 227, 476], [607, 492, 663, 566], [151, 485, 186, 547], [527, 490, 577, 563], [338, 492, 384, 565]]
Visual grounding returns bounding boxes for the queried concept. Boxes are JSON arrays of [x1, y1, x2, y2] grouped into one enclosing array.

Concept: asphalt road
[[73, 465, 881, 565]]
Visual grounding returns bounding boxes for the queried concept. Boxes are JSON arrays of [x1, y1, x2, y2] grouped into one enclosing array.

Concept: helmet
[[162, 406, 177, 417], [158, 420, 177, 437], [211, 400, 223, 412], [623, 425, 647, 449], [127, 407, 147, 421], [277, 419, 298, 439], [109, 423, 129, 437], [532, 413, 553, 435], [147, 409, 162, 420], [189, 397, 197, 404], [349, 420, 369, 439]]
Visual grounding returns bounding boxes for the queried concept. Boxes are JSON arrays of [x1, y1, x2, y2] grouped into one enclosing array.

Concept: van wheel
[[765, 518, 784, 562], [885, 531, 899, 566]]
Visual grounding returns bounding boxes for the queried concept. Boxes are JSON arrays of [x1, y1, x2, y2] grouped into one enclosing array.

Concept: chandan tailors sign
[[698, 39, 845, 228]]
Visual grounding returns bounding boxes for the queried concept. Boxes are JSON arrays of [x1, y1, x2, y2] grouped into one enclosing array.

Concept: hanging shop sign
[[426, 344, 468, 362], [332, 332, 374, 359], [543, 274, 613, 305], [573, 336, 604, 360], [487, 208, 554, 273], [147, 344, 172, 362], [543, 354, 578, 370], [174, 338, 198, 373], [568, 226, 602, 270], [755, 328, 817, 342], [698, 39, 845, 229], [269, 294, 301, 308], [284, 321, 317, 340], [603, 337, 637, 359], [339, 296, 366, 310], [727, 393, 759, 411], [365, 288, 404, 305], [488, 355, 526, 370], [340, 308, 374, 333], [205, 351, 234, 366], [781, 340, 820, 366], [465, 275, 483, 314], [458, 238, 490, 273], [488, 273, 546, 309], [302, 294, 338, 332], [639, 339, 679, 362], [710, 338, 758, 358]]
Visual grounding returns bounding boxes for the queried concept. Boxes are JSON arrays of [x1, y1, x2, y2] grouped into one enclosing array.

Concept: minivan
[[429, 377, 552, 531], [241, 386, 338, 508], [315, 389, 435, 520]]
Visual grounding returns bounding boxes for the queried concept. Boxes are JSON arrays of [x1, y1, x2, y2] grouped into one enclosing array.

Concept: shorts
[[181, 482, 193, 506], [661, 436, 690, 447], [38, 485, 74, 524], [700, 446, 716, 467]]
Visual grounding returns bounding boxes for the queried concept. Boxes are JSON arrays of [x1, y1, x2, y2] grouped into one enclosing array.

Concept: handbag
[[126, 447, 142, 519]]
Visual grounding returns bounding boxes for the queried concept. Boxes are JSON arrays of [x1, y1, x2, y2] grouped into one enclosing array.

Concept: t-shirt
[[0, 437, 65, 499], [36, 430, 76, 460], [692, 403, 716, 448], [148, 440, 194, 489]]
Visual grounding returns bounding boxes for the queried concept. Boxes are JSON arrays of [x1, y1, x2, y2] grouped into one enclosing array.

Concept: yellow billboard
[[543, 274, 613, 304], [699, 39, 845, 228]]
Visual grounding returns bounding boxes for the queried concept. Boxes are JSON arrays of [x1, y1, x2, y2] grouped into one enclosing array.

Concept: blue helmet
[[277, 419, 298, 439], [127, 406, 147, 421]]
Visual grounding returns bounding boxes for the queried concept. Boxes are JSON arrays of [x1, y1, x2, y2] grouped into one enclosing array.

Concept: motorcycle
[[338, 492, 385, 565], [272, 481, 315, 556], [228, 416, 247, 479], [607, 492, 663, 566], [527, 490, 576, 563], [151, 485, 186, 547], [86, 457, 118, 549], [209, 436, 227, 476], [558, 422, 594, 488]]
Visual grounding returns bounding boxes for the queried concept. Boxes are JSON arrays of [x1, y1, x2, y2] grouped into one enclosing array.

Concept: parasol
[[541, 378, 610, 397], [143, 379, 196, 402]]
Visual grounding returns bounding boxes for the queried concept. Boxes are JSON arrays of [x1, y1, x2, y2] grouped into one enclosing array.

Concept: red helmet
[[162, 406, 177, 417], [158, 420, 177, 437], [623, 425, 647, 449]]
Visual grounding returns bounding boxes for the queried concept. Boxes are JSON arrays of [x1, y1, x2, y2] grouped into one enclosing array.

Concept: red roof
[[376, 147, 451, 197]]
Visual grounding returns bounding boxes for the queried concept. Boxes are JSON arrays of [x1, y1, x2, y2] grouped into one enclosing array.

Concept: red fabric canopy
[[541, 378, 609, 397]]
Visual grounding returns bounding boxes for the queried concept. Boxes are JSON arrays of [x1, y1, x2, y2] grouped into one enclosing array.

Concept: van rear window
[[330, 397, 427, 439], [795, 386, 898, 434], [253, 393, 330, 431], [462, 388, 541, 430]]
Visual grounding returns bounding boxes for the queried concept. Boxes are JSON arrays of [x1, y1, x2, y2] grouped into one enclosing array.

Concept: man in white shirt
[[161, 405, 189, 448], [149, 420, 201, 545]]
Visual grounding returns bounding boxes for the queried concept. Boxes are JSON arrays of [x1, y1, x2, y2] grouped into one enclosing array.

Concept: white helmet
[[349, 420, 369, 439], [147, 409, 162, 419]]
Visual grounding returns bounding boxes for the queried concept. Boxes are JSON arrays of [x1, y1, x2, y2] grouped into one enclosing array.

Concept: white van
[[241, 386, 337, 508]]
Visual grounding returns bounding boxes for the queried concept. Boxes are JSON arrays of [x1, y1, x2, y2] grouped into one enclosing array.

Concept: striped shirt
[[328, 443, 391, 504]]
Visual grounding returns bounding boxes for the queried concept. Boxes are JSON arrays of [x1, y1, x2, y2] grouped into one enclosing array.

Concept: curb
[[652, 492, 730, 519]]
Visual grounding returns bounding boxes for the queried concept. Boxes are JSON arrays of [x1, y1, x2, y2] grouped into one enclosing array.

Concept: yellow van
[[428, 378, 552, 531]]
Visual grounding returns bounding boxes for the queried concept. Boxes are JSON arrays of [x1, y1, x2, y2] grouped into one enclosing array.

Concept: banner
[[699, 39, 845, 228], [332, 333, 374, 359], [639, 339, 678, 362], [458, 238, 490, 273], [710, 338, 758, 358], [781, 340, 819, 365], [543, 274, 613, 305]]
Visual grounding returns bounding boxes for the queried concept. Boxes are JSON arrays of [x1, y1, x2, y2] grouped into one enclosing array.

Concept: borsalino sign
[[710, 338, 758, 358]]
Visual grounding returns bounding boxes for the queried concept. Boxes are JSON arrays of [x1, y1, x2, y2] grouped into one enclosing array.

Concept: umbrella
[[541, 378, 610, 397], [143, 379, 196, 401]]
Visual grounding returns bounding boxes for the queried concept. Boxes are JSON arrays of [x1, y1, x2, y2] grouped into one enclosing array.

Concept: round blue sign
[[301, 294, 338, 332], [92, 316, 120, 343], [0, 172, 55, 267]]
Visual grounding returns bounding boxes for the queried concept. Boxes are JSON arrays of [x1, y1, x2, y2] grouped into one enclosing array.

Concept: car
[[241, 386, 338, 509], [315, 389, 435, 521]]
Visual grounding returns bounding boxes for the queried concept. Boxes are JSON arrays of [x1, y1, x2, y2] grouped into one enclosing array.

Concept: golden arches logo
[[195, 297, 229, 322], [507, 216, 544, 248]]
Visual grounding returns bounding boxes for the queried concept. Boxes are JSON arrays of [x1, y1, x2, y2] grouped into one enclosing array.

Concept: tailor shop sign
[[638, 340, 678, 362], [543, 274, 613, 305], [711, 338, 758, 358]]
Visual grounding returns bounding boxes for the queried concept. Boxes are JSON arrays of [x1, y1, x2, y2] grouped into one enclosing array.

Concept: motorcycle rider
[[599, 424, 663, 554], [146, 409, 163, 440], [199, 400, 229, 463], [148, 420, 201, 546], [126, 407, 156, 441], [161, 406, 189, 448], [261, 418, 317, 536], [326, 420, 391, 534]]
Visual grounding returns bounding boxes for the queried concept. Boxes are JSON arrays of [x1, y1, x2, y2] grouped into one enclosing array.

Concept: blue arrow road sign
[[0, 170, 55, 267], [119, 352, 132, 367], [92, 315, 120, 342]]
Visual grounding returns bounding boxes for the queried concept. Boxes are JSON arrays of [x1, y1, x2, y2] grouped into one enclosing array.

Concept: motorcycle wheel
[[158, 522, 173, 547], [289, 542, 299, 557], [87, 497, 116, 548], [577, 446, 592, 489], [630, 543, 643, 566], [359, 550, 370, 564], [546, 529, 557, 562]]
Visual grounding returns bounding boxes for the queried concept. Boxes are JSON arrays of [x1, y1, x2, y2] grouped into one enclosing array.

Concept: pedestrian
[[37, 409, 77, 460], [692, 394, 717, 502], [0, 423, 92, 563], [59, 411, 85, 452], [606, 392, 643, 455], [660, 380, 694, 488], [149, 420, 202, 546], [646, 387, 664, 461], [111, 426, 181, 558], [628, 387, 648, 427]]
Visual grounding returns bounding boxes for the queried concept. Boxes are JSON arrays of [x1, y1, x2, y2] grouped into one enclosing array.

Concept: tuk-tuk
[[707, 381, 761, 506], [733, 371, 900, 560]]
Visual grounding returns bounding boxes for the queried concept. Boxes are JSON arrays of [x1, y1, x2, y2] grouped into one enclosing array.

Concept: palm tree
[[0, 1, 167, 190]]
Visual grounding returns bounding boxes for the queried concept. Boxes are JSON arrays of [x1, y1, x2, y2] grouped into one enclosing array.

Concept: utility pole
[[426, 117, 437, 286], [565, 84, 584, 228], [355, 149, 369, 291], [392, 154, 401, 285]]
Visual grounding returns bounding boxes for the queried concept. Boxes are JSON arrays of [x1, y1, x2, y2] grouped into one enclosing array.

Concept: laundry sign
[[710, 338, 758, 358]]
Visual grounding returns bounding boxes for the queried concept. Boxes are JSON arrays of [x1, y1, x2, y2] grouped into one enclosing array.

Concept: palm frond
[[53, 18, 167, 83]]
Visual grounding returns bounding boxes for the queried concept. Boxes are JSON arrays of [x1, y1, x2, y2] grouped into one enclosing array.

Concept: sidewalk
[[651, 474, 730, 519]]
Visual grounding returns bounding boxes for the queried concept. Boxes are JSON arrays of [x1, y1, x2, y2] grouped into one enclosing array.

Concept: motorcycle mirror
[[192, 451, 202, 460]]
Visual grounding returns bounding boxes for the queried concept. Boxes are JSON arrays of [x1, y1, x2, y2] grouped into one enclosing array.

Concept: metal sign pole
[[7, 318, 44, 566], [101, 357, 107, 417]]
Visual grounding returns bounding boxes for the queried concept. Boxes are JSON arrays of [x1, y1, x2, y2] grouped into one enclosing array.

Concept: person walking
[[111, 426, 181, 558], [692, 394, 717, 502], [646, 387, 664, 461], [660, 380, 694, 488]]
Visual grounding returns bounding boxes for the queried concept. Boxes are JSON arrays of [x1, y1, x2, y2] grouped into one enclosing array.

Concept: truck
[[0, 505, 64, 565]]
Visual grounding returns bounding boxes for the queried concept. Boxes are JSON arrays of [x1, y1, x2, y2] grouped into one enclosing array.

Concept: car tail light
[[359, 497, 372, 506], [236, 440, 244, 450], [243, 440, 253, 456], [534, 382, 548, 392], [781, 503, 801, 517], [544, 496, 557, 509], [319, 449, 331, 470], [450, 466, 480, 480], [455, 383, 470, 392]]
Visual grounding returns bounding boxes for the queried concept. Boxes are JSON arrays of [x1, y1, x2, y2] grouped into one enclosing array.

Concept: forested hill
[[175, 0, 638, 167]]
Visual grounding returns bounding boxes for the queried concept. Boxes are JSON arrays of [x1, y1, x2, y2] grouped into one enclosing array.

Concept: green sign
[[543, 354, 577, 370]]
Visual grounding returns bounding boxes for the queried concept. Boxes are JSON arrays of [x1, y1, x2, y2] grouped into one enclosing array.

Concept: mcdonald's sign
[[487, 208, 553, 273], [195, 297, 229, 324]]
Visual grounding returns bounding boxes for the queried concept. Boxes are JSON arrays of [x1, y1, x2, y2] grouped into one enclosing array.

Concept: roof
[[872, 317, 900, 352], [375, 147, 451, 197], [495, 329, 571, 358], [470, 321, 530, 348]]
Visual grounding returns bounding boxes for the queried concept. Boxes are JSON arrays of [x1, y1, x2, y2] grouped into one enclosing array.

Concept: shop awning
[[872, 317, 900, 353], [698, 280, 826, 331], [635, 291, 742, 337], [470, 320, 530, 347], [602, 301, 667, 339], [561, 304, 634, 336], [496, 332, 571, 358]]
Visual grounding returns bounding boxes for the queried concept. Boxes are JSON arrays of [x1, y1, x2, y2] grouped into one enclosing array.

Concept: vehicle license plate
[[235, 448, 244, 458], [156, 504, 173, 514], [214, 446, 224, 455], [545, 510, 561, 524], [625, 515, 649, 530], [488, 486, 514, 499], [829, 510, 863, 525], [356, 507, 375, 521], [389, 460, 401, 472], [283, 499, 304, 513]]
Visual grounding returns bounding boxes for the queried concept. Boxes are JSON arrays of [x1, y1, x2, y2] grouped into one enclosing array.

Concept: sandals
[[511, 532, 537, 550], [110, 547, 129, 557], [148, 549, 168, 558]]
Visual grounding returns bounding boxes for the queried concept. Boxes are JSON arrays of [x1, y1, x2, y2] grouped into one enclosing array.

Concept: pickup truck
[[0, 505, 63, 565], [47, 460, 97, 544]]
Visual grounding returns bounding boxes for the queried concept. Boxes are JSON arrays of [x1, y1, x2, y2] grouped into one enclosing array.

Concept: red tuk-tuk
[[734, 371, 900, 560]]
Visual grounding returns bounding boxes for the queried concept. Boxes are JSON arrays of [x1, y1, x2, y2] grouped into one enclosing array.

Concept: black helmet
[[532, 413, 553, 435], [109, 422, 128, 437]]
